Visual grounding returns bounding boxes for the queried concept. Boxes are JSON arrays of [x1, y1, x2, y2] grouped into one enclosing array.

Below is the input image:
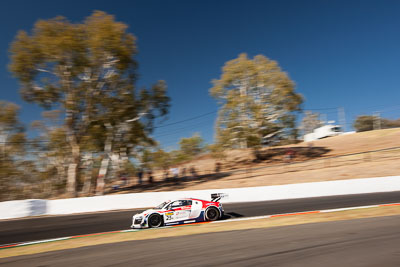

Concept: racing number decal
[[165, 211, 174, 221], [164, 209, 190, 222]]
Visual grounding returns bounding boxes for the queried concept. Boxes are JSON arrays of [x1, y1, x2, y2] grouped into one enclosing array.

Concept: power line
[[0, 111, 218, 144], [306, 103, 400, 112], [305, 107, 338, 111], [0, 140, 50, 144], [153, 119, 213, 138], [154, 110, 217, 129]]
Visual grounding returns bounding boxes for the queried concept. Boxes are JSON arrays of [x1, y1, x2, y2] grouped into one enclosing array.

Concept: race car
[[131, 193, 227, 228]]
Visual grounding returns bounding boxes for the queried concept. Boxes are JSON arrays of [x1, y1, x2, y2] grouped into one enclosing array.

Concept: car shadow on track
[[222, 212, 244, 220]]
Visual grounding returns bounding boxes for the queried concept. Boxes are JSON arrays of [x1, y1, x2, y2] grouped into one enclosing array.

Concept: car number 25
[[165, 211, 174, 221]]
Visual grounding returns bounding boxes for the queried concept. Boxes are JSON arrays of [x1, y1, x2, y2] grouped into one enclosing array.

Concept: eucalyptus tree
[[0, 101, 26, 200], [300, 111, 323, 135], [31, 110, 69, 194], [179, 133, 204, 159], [210, 53, 303, 148], [152, 148, 172, 171], [94, 80, 169, 195], [10, 11, 169, 196]]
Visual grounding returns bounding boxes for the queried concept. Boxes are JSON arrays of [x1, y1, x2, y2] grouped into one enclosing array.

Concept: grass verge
[[1, 205, 400, 259]]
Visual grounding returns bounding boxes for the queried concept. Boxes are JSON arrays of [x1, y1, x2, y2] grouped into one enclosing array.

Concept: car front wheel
[[148, 214, 163, 228], [205, 207, 219, 221]]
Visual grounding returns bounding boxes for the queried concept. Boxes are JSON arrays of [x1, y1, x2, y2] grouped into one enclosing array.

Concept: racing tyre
[[205, 207, 219, 221], [148, 214, 163, 228]]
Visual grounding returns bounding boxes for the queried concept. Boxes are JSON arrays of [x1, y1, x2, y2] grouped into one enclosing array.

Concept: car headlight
[[134, 216, 143, 225]]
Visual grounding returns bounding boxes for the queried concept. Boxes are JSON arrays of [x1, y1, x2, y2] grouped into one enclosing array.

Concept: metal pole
[[373, 112, 381, 130], [338, 107, 346, 132], [320, 113, 327, 125]]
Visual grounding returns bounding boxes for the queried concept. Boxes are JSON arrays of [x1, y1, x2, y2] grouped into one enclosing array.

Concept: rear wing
[[211, 193, 228, 202]]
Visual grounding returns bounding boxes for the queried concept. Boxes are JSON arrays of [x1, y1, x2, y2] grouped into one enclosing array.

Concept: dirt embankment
[[110, 128, 400, 194]]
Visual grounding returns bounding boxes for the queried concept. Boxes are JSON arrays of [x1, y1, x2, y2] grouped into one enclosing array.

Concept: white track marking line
[[2, 202, 399, 250], [120, 229, 139, 233], [320, 205, 379, 213], [20, 237, 71, 246]]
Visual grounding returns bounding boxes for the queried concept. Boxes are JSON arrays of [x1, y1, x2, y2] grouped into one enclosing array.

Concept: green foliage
[[169, 150, 189, 165], [353, 115, 375, 132], [206, 143, 226, 161], [9, 10, 169, 151], [0, 101, 26, 155], [382, 118, 400, 128], [152, 148, 172, 170], [160, 134, 205, 167], [31, 110, 69, 153], [353, 115, 400, 132], [9, 11, 170, 195], [138, 148, 154, 170], [179, 134, 204, 158], [121, 161, 137, 176], [210, 53, 303, 148], [0, 101, 28, 200], [30, 110, 70, 196]]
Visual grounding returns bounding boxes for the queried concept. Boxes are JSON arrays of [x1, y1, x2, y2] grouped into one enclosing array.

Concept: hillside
[[109, 128, 400, 194]]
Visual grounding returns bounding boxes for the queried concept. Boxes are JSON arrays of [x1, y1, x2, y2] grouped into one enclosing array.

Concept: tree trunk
[[96, 123, 113, 195], [82, 153, 93, 196], [66, 140, 80, 197], [56, 163, 66, 184], [110, 152, 122, 180], [66, 163, 77, 196], [96, 157, 109, 195]]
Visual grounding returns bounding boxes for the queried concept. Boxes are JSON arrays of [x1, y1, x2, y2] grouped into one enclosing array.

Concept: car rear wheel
[[205, 207, 219, 221], [148, 214, 163, 228]]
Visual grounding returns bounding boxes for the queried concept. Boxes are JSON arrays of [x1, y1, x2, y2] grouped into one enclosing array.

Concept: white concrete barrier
[[2, 175, 400, 219], [0, 199, 48, 220], [0, 200, 29, 220]]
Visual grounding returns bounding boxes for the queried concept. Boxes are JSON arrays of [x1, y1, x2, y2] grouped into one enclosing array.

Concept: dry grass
[[110, 128, 400, 193], [2, 205, 400, 259]]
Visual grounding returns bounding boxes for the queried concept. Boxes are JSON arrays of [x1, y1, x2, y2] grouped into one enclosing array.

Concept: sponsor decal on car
[[175, 210, 189, 219]]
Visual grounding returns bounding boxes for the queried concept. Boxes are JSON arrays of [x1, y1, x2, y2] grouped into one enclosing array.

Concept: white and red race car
[[131, 193, 227, 228]]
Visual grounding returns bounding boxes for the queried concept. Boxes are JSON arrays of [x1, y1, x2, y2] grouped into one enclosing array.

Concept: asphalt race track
[[2, 215, 400, 266], [1, 191, 400, 245]]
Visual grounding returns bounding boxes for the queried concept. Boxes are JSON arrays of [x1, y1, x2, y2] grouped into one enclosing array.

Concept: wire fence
[[3, 144, 400, 200], [147, 146, 400, 184], [232, 146, 400, 179]]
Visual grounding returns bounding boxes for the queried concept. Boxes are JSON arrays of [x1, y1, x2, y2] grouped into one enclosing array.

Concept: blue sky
[[1, 0, 400, 150]]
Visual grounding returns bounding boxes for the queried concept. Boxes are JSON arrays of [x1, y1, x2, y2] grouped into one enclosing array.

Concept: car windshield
[[155, 201, 170, 209]]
